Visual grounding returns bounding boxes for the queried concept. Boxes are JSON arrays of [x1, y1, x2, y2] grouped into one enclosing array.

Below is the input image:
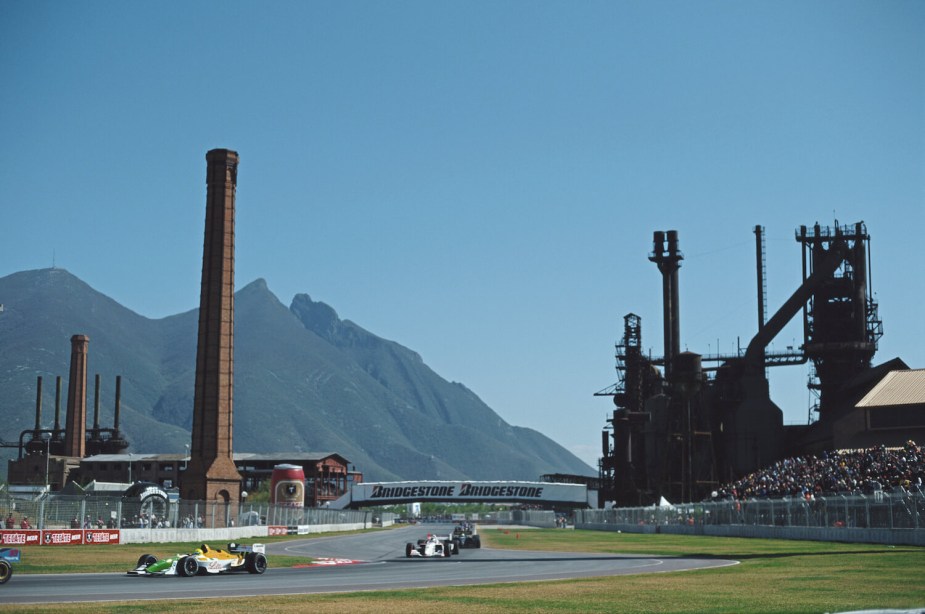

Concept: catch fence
[[1, 491, 375, 531], [577, 491, 924, 530], [575, 491, 925, 545]]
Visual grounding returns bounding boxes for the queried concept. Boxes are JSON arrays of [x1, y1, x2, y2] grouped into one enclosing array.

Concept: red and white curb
[[294, 557, 365, 568]]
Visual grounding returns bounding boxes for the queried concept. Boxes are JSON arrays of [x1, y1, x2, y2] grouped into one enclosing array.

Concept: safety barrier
[[575, 491, 925, 546]]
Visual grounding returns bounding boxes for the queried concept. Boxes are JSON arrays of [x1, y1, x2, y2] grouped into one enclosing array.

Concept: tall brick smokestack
[[64, 334, 89, 458], [181, 148, 243, 505]]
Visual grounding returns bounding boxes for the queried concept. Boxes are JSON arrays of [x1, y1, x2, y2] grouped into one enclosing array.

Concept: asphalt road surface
[[0, 524, 738, 605]]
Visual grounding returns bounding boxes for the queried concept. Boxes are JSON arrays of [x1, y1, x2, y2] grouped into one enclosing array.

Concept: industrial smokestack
[[102, 375, 130, 454], [754, 225, 767, 330], [25, 375, 46, 455], [64, 334, 89, 458], [649, 230, 683, 381], [34, 376, 43, 431], [53, 376, 62, 434], [182, 148, 244, 505], [113, 375, 122, 430], [853, 222, 869, 342], [92, 374, 101, 430], [666, 230, 681, 361]]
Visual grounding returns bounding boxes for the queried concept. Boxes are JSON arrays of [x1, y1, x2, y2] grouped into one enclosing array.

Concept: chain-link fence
[[576, 491, 925, 531], [486, 510, 557, 527], [1, 491, 377, 531]]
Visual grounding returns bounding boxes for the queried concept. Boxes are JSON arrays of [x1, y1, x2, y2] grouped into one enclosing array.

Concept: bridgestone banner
[[349, 481, 587, 506]]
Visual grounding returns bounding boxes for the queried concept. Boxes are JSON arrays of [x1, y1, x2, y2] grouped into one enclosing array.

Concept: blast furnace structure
[[597, 222, 890, 507]]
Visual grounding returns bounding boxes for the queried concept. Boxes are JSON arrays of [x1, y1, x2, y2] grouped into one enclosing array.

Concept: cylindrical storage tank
[[271, 464, 305, 507], [672, 352, 703, 397], [612, 409, 631, 465]]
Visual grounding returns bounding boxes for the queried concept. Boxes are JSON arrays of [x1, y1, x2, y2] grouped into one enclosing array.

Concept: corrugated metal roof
[[856, 369, 925, 407]]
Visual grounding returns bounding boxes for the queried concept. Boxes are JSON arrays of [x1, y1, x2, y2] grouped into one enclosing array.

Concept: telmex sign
[[353, 481, 587, 505]]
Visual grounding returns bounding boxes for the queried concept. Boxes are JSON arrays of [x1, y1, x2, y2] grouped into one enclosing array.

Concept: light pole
[[127, 453, 133, 484], [44, 435, 51, 492]]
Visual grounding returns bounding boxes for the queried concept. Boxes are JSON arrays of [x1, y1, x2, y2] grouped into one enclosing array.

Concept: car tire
[[0, 560, 11, 584], [245, 552, 267, 574], [443, 545, 451, 558], [405, 543, 413, 558], [473, 536, 481, 548], [178, 556, 199, 577], [136, 554, 158, 568]]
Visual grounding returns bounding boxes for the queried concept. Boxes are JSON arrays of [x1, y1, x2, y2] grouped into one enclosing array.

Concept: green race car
[[127, 542, 267, 577]]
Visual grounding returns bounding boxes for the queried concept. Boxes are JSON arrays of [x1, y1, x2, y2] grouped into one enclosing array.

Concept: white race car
[[405, 534, 452, 558], [127, 542, 267, 576]]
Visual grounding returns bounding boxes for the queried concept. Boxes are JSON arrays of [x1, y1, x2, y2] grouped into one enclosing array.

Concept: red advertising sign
[[267, 525, 289, 536], [42, 529, 84, 546], [0, 530, 40, 546], [0, 529, 121, 546], [84, 529, 120, 545]]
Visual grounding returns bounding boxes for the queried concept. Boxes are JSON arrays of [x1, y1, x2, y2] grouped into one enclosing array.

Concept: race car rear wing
[[228, 543, 265, 554]]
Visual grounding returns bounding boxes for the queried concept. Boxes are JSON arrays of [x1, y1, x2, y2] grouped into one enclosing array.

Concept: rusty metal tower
[[798, 221, 882, 419]]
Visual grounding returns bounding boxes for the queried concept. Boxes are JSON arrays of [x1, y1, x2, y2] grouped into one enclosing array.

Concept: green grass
[[7, 533, 326, 574], [3, 528, 923, 613]]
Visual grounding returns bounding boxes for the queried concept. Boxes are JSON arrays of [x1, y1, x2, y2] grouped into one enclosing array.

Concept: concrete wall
[[119, 521, 378, 544]]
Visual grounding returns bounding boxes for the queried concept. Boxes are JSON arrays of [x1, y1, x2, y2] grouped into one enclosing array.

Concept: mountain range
[[0, 268, 594, 482]]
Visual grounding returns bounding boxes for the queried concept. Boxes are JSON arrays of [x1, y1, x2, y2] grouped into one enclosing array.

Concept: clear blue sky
[[2, 1, 923, 468]]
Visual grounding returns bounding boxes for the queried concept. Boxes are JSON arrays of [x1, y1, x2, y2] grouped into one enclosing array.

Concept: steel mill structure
[[594, 222, 920, 508]]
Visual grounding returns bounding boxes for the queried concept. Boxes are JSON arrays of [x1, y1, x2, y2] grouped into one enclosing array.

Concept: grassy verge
[[9, 537, 311, 574], [7, 528, 389, 574], [2, 528, 923, 613]]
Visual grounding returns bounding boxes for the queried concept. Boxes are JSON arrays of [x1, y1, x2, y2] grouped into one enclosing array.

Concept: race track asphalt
[[0, 524, 738, 605]]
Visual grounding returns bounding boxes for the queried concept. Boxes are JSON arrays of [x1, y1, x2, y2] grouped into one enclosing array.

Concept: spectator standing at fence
[[20, 516, 30, 529], [5, 514, 14, 529]]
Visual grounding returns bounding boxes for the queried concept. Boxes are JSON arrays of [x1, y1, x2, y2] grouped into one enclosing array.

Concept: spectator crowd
[[713, 440, 924, 500]]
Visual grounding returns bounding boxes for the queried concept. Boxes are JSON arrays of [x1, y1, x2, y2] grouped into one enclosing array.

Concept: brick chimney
[[181, 148, 243, 506], [64, 334, 89, 458]]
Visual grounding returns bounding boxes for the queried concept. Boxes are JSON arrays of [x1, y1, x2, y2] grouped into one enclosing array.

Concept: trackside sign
[[345, 481, 587, 507]]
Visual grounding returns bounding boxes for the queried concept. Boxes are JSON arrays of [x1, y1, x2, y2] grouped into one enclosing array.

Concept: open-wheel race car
[[452, 523, 481, 549], [0, 548, 21, 585], [127, 542, 267, 577], [405, 534, 453, 558]]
